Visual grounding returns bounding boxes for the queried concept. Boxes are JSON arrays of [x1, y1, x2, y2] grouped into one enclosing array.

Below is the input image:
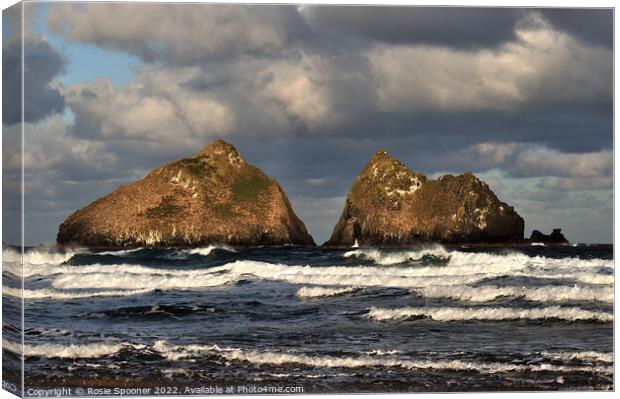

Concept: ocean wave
[[367, 306, 613, 322], [185, 245, 236, 256], [343, 247, 612, 270], [2, 286, 154, 300], [2, 338, 144, 358], [95, 248, 144, 256], [51, 270, 233, 290], [414, 285, 613, 304], [2, 247, 79, 266], [296, 286, 360, 299], [541, 351, 614, 363], [5, 337, 613, 375], [344, 246, 450, 265], [11, 258, 612, 300], [152, 341, 613, 375]]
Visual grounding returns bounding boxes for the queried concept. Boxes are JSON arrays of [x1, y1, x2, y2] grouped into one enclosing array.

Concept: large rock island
[[57, 140, 315, 248], [325, 149, 524, 247]]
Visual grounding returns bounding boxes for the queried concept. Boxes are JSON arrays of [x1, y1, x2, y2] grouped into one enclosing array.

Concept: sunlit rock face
[[325, 149, 524, 247], [57, 140, 315, 248]]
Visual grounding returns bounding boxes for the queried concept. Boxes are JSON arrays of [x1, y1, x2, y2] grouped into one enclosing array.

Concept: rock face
[[57, 140, 315, 248], [529, 229, 569, 244], [325, 149, 524, 246]]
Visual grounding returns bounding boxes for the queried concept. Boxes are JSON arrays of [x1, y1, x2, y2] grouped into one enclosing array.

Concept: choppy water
[[2, 243, 614, 394]]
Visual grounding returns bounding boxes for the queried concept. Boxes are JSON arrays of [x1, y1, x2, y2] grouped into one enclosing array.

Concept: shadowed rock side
[[57, 140, 315, 248], [325, 150, 524, 247], [530, 229, 569, 245]]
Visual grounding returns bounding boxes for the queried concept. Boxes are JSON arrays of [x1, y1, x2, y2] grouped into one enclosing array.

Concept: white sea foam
[[4, 337, 612, 374], [186, 245, 235, 256], [152, 341, 613, 375], [6, 243, 614, 302], [51, 271, 233, 290], [541, 351, 614, 363], [345, 247, 612, 270], [367, 306, 613, 322], [2, 247, 79, 265], [96, 248, 144, 256], [344, 246, 451, 265], [296, 286, 360, 299], [414, 285, 613, 303], [2, 338, 143, 358], [2, 286, 154, 300], [10, 255, 613, 301]]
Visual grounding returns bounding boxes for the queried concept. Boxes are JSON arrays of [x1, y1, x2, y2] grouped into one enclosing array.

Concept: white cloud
[[367, 14, 611, 112], [61, 68, 235, 147]]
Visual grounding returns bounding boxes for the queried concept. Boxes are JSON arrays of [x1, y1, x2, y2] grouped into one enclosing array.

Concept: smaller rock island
[[57, 140, 315, 248], [325, 149, 525, 247], [529, 229, 569, 245]]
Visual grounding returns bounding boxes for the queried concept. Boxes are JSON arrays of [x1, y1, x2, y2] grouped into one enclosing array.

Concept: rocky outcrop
[[529, 229, 569, 245], [325, 149, 524, 246], [57, 140, 315, 248]]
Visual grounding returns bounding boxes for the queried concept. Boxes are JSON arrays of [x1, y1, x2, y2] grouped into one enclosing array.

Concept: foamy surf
[[2, 247, 79, 265], [344, 247, 612, 270], [2, 339, 144, 359], [413, 284, 613, 303], [2, 286, 154, 300], [296, 286, 360, 299], [367, 306, 613, 322], [152, 341, 613, 375], [7, 256, 613, 301]]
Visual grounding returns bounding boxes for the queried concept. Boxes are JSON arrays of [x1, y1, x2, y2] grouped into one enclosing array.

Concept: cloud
[[60, 68, 234, 150], [540, 9, 613, 48], [2, 38, 66, 125], [302, 6, 522, 49], [46, 3, 307, 64], [510, 149, 613, 178], [367, 16, 611, 113], [536, 177, 613, 192], [464, 142, 612, 179]]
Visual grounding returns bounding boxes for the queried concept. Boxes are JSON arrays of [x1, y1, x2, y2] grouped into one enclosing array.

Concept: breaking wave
[[2, 247, 79, 266], [2, 338, 143, 359], [7, 254, 613, 301], [5, 336, 612, 375], [296, 286, 360, 299], [413, 284, 613, 303], [2, 286, 154, 300], [152, 341, 613, 375], [367, 306, 613, 322], [344, 248, 612, 270]]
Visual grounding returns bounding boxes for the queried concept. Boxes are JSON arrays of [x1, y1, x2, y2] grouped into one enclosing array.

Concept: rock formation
[[57, 140, 315, 248], [529, 229, 569, 245], [325, 149, 524, 246]]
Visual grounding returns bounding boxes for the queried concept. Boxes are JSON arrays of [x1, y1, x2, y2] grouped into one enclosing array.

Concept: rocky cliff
[[325, 149, 524, 246], [57, 140, 315, 248]]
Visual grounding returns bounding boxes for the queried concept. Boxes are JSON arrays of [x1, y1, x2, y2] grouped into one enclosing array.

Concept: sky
[[2, 2, 614, 245]]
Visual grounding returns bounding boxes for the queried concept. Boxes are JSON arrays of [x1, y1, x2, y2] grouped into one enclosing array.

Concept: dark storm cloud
[[2, 39, 66, 125], [541, 8, 613, 47], [303, 6, 522, 49]]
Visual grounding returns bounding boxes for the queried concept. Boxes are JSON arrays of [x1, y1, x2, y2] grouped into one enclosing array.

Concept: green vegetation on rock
[[232, 170, 271, 202]]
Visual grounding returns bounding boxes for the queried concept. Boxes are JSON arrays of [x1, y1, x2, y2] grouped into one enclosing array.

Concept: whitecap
[[152, 341, 613, 375], [2, 338, 143, 358], [367, 305, 613, 322], [413, 284, 613, 304], [296, 286, 360, 299]]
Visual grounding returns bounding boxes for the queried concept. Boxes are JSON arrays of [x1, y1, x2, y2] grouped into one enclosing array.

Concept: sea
[[1, 243, 614, 395]]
